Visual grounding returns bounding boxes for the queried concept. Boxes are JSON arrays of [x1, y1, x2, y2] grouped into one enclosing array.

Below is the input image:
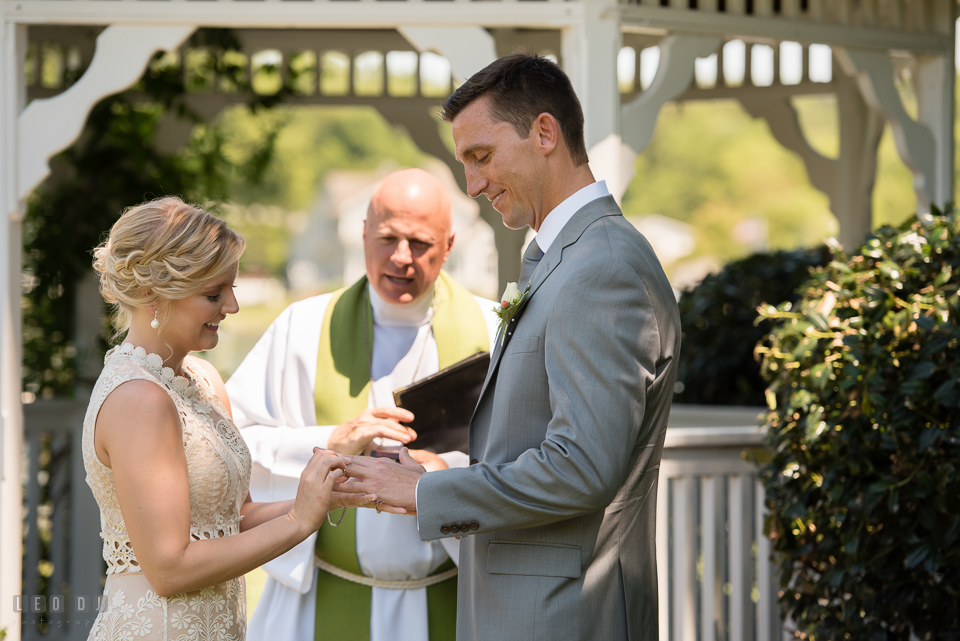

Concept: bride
[[83, 197, 378, 641]]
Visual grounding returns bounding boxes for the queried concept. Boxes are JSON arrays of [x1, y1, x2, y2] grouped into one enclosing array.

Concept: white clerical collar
[[533, 180, 610, 253], [368, 281, 434, 328]]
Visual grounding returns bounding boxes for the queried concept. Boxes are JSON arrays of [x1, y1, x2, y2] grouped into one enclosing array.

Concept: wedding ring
[[375, 500, 383, 515]]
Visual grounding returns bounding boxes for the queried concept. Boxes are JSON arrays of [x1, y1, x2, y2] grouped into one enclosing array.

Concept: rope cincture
[[314, 554, 458, 590]]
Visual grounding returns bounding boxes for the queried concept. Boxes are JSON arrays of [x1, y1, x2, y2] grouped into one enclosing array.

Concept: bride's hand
[[286, 449, 355, 534]]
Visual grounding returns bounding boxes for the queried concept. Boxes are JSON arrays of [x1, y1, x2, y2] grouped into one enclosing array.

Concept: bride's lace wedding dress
[[82, 343, 252, 641]]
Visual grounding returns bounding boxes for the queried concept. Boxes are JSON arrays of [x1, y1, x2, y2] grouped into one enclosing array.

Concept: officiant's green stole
[[313, 271, 489, 641]]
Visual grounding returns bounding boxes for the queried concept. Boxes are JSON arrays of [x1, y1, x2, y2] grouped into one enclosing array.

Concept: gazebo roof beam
[[675, 81, 839, 103], [619, 5, 953, 54], [234, 28, 418, 54], [25, 24, 103, 48], [132, 91, 445, 112], [3, 1, 583, 28]]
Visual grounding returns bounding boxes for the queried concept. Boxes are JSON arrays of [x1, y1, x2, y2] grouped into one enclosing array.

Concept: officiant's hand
[[338, 448, 424, 514], [408, 449, 448, 472], [329, 407, 417, 455]]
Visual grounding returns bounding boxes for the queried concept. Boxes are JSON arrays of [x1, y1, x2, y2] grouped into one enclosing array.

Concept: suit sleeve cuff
[[414, 475, 422, 531]]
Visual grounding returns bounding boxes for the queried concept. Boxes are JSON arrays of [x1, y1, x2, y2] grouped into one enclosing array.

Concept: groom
[[341, 54, 681, 641]]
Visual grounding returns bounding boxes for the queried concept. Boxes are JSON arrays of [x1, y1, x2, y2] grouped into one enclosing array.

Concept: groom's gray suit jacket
[[416, 196, 681, 641]]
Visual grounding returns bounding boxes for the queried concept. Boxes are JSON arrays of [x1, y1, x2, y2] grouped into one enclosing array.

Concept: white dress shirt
[[533, 180, 610, 253]]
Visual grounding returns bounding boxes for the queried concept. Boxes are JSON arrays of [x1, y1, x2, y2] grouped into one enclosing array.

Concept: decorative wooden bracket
[[621, 34, 722, 154], [739, 96, 837, 202], [17, 24, 195, 200], [740, 71, 884, 250], [836, 47, 938, 216], [398, 26, 497, 83]]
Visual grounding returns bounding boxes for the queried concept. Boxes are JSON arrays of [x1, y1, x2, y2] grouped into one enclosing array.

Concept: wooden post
[[700, 476, 722, 641], [728, 475, 755, 641], [0, 23, 27, 641], [671, 477, 697, 641], [656, 474, 670, 641], [915, 51, 955, 210], [837, 46, 940, 217], [564, 0, 637, 202]]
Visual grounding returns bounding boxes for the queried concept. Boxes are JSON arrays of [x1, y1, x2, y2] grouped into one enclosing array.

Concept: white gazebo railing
[[658, 405, 781, 641], [19, 400, 778, 641], [20, 400, 103, 641]]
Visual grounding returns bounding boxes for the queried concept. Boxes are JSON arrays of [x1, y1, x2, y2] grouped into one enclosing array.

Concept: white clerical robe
[[226, 284, 499, 641]]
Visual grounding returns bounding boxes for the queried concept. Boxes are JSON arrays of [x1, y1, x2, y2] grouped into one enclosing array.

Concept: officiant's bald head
[[364, 168, 456, 305]]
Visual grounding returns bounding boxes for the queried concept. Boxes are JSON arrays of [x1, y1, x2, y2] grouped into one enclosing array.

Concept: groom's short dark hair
[[441, 53, 589, 167]]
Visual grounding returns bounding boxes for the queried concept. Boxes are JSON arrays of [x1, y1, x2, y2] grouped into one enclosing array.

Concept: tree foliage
[[757, 207, 960, 639], [217, 106, 425, 211], [619, 98, 920, 276], [674, 247, 828, 406]]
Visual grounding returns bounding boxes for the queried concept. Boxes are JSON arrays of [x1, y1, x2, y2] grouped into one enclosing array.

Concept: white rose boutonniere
[[493, 281, 530, 343]]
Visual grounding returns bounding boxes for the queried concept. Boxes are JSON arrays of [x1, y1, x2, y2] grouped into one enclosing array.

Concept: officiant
[[226, 168, 499, 641]]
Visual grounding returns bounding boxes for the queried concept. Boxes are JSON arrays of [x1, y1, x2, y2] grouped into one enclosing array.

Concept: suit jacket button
[[450, 523, 460, 533], [440, 525, 450, 535], [469, 458, 478, 466], [460, 522, 470, 532], [469, 521, 479, 530]]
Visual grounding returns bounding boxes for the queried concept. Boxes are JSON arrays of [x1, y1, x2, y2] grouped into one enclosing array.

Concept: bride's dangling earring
[[150, 310, 160, 330]]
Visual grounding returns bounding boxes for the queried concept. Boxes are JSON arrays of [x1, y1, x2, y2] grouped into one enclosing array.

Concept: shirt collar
[[368, 281, 435, 328], [533, 181, 610, 253]]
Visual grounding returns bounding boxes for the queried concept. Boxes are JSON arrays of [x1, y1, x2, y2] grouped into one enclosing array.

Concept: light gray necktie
[[518, 239, 544, 291]]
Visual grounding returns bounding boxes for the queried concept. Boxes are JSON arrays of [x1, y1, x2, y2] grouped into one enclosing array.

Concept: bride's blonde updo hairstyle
[[92, 197, 245, 339]]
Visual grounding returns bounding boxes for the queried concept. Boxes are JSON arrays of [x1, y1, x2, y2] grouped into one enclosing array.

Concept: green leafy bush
[[757, 208, 960, 639], [674, 247, 828, 406]]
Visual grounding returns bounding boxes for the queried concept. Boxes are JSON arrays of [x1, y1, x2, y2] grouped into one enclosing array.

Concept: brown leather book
[[391, 351, 491, 454]]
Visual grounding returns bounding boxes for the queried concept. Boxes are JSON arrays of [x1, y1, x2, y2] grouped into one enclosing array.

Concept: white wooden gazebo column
[[0, 22, 27, 640], [564, 0, 636, 201], [916, 52, 956, 212]]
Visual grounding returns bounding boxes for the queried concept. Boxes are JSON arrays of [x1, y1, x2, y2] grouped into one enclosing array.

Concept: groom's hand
[[339, 448, 425, 514]]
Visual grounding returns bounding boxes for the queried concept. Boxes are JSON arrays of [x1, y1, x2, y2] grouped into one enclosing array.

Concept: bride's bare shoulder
[[96, 379, 180, 440]]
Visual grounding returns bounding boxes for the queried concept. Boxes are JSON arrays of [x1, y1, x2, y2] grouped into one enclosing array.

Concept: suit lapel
[[474, 196, 623, 408]]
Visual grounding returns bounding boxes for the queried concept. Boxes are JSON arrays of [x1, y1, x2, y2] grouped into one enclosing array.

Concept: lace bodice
[[81, 343, 251, 641]]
